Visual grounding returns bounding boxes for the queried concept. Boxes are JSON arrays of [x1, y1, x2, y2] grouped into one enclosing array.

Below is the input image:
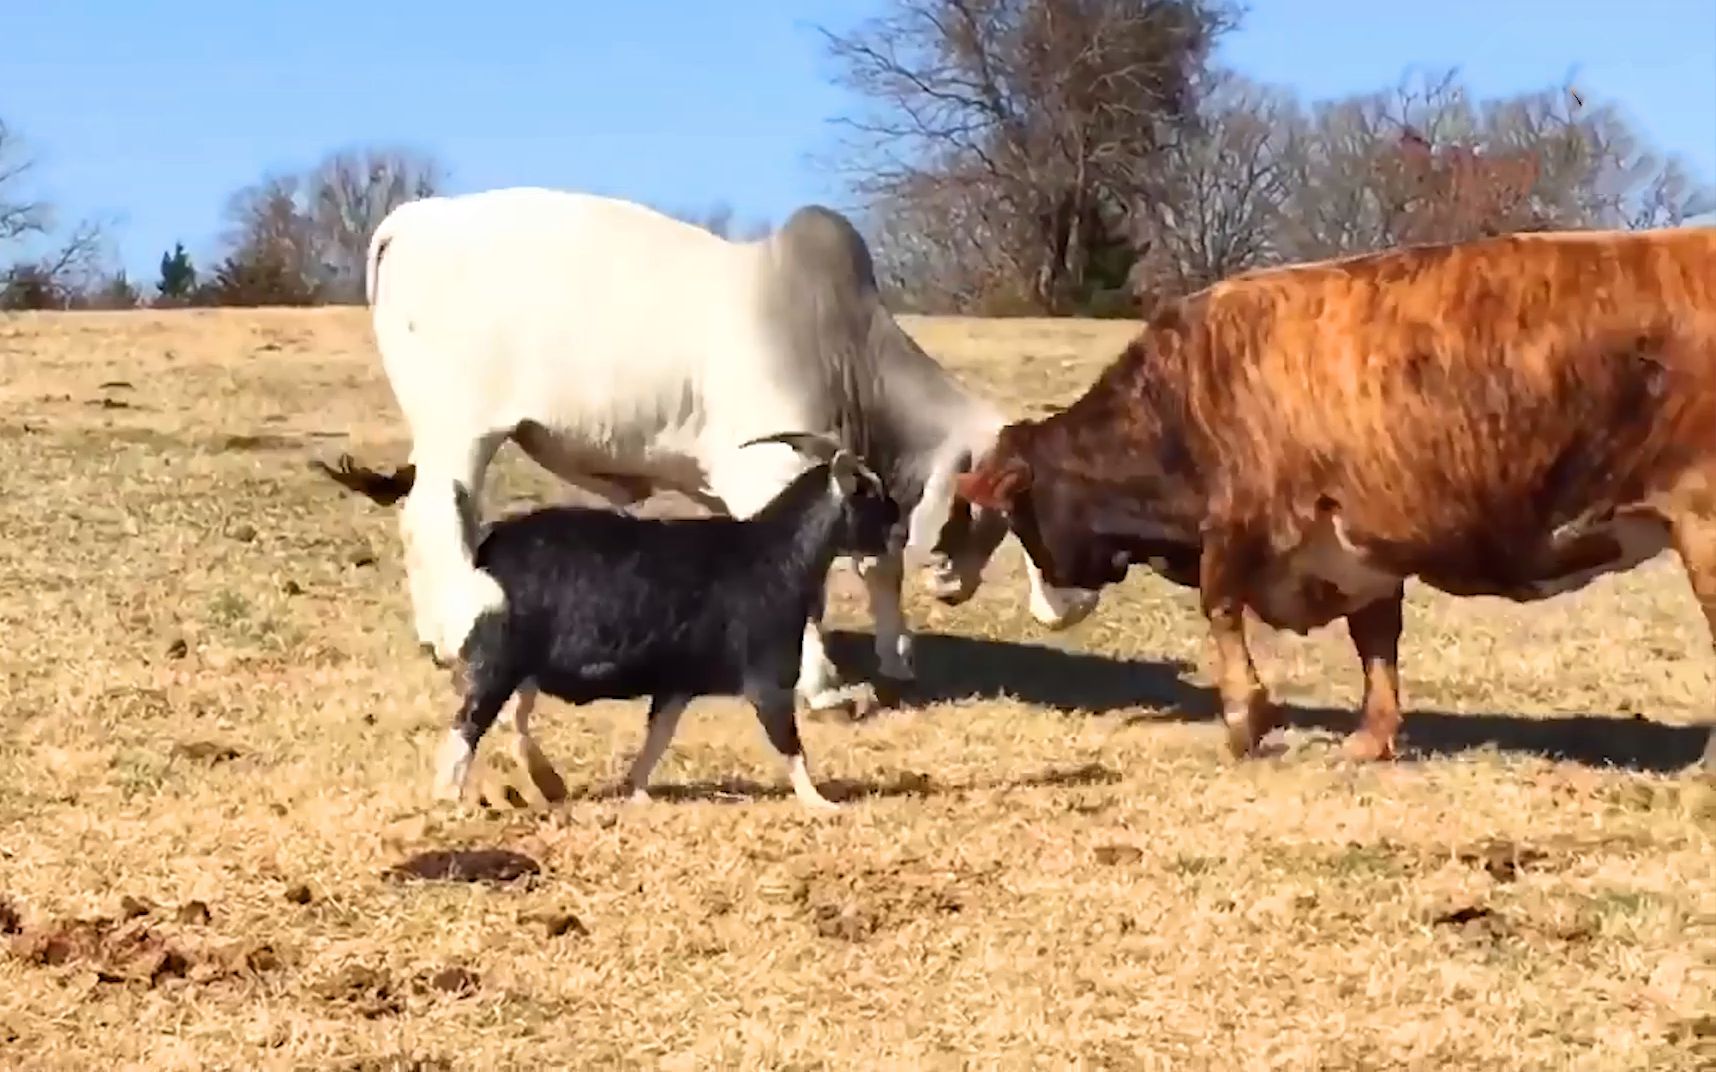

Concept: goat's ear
[[829, 452, 862, 498], [955, 455, 1030, 511]]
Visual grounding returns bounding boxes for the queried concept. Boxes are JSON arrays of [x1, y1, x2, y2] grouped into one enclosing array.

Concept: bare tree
[[207, 173, 324, 306], [0, 119, 48, 246], [822, 0, 1236, 314], [1278, 70, 1715, 262], [0, 118, 112, 310], [666, 200, 772, 241], [1127, 71, 1300, 311], [306, 146, 444, 303]]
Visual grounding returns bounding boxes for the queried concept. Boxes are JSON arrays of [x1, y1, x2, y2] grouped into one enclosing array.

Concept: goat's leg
[[621, 694, 692, 803], [434, 667, 520, 803], [399, 433, 506, 665], [505, 682, 567, 804], [747, 684, 838, 812], [856, 551, 914, 682]]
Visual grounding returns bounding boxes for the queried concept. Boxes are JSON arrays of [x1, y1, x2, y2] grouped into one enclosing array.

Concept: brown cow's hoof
[[1222, 694, 1279, 758], [1341, 730, 1397, 763]]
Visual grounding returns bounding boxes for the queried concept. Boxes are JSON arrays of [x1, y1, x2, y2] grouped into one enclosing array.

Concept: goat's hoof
[[1221, 693, 1281, 759], [624, 787, 653, 805]]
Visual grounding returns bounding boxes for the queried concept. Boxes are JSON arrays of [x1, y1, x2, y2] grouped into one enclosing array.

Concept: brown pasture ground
[[1, 307, 1713, 1071]]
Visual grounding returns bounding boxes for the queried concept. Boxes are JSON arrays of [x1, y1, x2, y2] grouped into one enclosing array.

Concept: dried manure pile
[[0, 308, 1711, 1069]]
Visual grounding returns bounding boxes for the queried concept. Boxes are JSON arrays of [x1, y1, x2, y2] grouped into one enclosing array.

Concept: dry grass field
[[1, 307, 1714, 1071]]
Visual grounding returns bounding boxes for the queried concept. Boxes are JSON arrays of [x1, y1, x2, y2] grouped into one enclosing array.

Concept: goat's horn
[[738, 431, 842, 463]]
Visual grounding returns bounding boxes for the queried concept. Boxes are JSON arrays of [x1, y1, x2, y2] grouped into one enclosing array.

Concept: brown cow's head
[[954, 422, 1111, 630]]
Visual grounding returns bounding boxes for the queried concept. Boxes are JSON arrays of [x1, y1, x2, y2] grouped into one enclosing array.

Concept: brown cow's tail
[[310, 453, 418, 507]]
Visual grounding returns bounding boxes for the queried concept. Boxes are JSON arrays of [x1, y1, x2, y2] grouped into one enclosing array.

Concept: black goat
[[424, 432, 900, 812]]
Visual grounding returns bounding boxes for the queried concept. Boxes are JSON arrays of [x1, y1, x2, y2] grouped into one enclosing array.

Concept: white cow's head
[[903, 433, 1097, 630]]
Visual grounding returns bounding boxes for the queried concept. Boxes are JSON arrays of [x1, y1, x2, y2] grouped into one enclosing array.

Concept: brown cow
[[955, 226, 1716, 770]]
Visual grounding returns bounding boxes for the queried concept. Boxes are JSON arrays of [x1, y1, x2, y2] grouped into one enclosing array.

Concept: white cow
[[324, 186, 1095, 710]]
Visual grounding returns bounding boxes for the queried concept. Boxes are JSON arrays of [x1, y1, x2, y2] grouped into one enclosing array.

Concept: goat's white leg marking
[[748, 684, 840, 813], [786, 753, 838, 812], [797, 618, 847, 710], [432, 728, 475, 802], [856, 552, 914, 681], [505, 683, 566, 804], [624, 695, 691, 802]]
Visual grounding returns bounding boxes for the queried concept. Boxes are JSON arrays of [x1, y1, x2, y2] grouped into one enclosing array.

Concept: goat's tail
[[310, 453, 418, 507]]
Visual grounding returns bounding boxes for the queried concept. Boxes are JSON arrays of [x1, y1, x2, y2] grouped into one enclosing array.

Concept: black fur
[[448, 458, 900, 795]]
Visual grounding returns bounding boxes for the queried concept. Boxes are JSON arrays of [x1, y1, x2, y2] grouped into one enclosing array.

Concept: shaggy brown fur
[[957, 226, 1716, 769]]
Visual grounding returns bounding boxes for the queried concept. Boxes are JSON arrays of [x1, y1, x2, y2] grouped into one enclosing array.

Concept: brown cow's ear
[[955, 457, 1030, 510]]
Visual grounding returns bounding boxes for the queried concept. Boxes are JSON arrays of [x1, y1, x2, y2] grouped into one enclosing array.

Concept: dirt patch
[[172, 740, 243, 764], [788, 856, 972, 942], [314, 964, 405, 1018], [7, 908, 280, 987], [1093, 844, 1144, 866], [313, 1057, 454, 1072], [0, 896, 21, 935], [1455, 838, 1551, 883], [418, 965, 480, 996], [521, 910, 588, 938], [214, 432, 298, 453], [1430, 903, 1598, 946], [385, 848, 542, 886]]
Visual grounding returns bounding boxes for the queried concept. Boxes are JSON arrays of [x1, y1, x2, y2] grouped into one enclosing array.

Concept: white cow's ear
[[904, 450, 962, 561]]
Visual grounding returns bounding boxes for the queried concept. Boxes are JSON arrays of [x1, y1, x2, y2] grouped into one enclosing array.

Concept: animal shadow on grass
[[530, 761, 1121, 808], [824, 628, 1712, 775]]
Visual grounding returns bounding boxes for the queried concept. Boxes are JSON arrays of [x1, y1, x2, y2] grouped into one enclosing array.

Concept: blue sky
[[4, 1, 1713, 283]]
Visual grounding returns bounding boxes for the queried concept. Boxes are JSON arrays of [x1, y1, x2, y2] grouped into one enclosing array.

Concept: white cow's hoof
[[877, 650, 916, 682]]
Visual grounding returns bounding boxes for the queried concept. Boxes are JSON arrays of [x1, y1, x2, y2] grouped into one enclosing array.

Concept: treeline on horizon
[[3, 0, 1711, 317]]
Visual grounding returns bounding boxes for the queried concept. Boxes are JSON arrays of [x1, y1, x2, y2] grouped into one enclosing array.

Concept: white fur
[[1024, 556, 1101, 629], [366, 187, 1008, 691], [432, 729, 474, 802]]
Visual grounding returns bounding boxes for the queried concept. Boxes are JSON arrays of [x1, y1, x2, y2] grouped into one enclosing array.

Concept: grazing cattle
[[435, 432, 898, 812], [953, 226, 1716, 770], [330, 186, 1088, 713]]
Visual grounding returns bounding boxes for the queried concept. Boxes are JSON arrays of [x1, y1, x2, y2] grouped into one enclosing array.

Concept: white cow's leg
[[1023, 550, 1101, 630], [855, 552, 914, 681], [400, 434, 506, 664]]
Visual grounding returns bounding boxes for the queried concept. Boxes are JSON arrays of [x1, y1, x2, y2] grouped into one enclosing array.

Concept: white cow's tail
[[365, 210, 403, 307]]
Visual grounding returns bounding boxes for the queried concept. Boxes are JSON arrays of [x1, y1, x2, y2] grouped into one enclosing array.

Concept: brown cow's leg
[[1342, 588, 1406, 762], [1199, 538, 1279, 757], [1667, 512, 1716, 774]]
